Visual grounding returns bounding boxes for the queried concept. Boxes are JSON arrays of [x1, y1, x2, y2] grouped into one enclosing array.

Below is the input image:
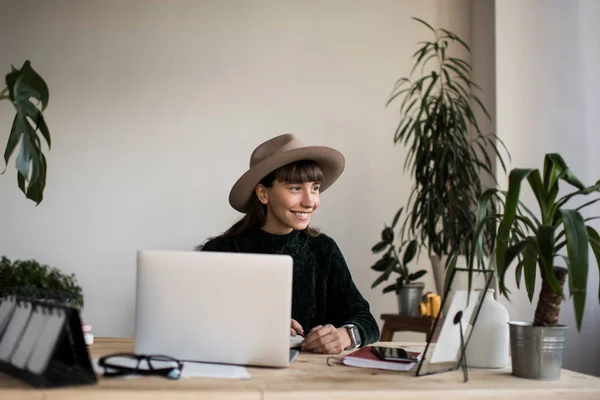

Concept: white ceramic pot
[[465, 289, 509, 368]]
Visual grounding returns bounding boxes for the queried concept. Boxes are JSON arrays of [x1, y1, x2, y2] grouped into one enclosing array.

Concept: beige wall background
[[0, 0, 457, 340], [1, 0, 598, 376]]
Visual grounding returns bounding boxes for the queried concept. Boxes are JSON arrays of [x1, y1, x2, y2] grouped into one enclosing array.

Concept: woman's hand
[[290, 319, 304, 337], [300, 324, 352, 354]]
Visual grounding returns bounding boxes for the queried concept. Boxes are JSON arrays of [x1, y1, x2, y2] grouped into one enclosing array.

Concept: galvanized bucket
[[508, 321, 567, 380], [397, 282, 424, 316]]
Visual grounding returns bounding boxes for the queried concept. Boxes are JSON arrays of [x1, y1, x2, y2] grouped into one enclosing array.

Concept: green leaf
[[439, 28, 471, 52], [4, 60, 51, 204], [537, 225, 563, 297], [444, 252, 458, 295], [17, 123, 36, 179], [386, 87, 411, 108], [523, 245, 537, 302], [36, 114, 51, 149], [470, 94, 492, 121], [371, 270, 392, 288], [547, 153, 585, 190], [392, 207, 403, 229], [382, 227, 394, 243], [408, 270, 427, 281], [6, 61, 49, 110], [526, 170, 547, 222], [576, 197, 600, 213], [447, 57, 472, 73], [586, 226, 600, 304], [382, 283, 398, 294], [560, 209, 589, 331], [496, 169, 534, 288], [501, 239, 532, 292], [371, 241, 389, 253], [470, 189, 499, 265], [403, 240, 418, 265], [412, 17, 436, 33], [556, 182, 600, 211], [421, 71, 439, 107], [370, 257, 397, 272], [515, 258, 525, 290], [3, 114, 24, 169]]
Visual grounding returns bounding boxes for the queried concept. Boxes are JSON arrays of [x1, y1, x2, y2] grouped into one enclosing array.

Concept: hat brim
[[229, 146, 345, 213]]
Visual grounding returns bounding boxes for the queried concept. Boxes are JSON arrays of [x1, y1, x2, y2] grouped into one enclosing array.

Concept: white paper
[[290, 335, 303, 349], [430, 290, 480, 363], [180, 361, 251, 379], [92, 358, 251, 380]]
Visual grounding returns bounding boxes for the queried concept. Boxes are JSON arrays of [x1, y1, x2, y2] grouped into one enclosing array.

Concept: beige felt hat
[[229, 134, 345, 213]]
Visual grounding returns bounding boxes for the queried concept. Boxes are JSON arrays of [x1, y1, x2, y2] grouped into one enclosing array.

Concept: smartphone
[[371, 346, 418, 362]]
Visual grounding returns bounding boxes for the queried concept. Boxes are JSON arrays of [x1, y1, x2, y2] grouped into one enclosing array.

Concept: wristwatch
[[343, 324, 362, 350]]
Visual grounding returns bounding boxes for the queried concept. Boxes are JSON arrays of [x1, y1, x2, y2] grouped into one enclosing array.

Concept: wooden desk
[[2, 337, 600, 399]]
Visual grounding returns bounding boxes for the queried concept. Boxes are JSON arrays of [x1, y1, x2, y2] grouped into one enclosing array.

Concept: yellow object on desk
[[418, 293, 441, 318]]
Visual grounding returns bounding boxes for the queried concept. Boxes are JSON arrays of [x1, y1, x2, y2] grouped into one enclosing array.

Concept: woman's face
[[256, 180, 321, 234]]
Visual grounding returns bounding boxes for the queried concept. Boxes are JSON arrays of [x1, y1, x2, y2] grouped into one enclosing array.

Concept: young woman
[[201, 134, 379, 354]]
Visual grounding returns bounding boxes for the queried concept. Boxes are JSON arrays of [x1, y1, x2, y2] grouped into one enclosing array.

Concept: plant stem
[[392, 245, 410, 277], [533, 266, 567, 326], [0, 87, 8, 99]]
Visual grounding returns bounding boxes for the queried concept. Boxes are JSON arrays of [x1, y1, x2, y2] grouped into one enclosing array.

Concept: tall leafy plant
[[387, 18, 508, 258], [1, 60, 51, 204], [464, 153, 600, 331]]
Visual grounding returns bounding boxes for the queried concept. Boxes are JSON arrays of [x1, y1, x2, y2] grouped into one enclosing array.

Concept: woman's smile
[[291, 211, 312, 220]]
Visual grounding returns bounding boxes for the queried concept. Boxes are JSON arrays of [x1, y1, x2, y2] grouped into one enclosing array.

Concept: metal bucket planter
[[508, 321, 568, 380], [397, 282, 424, 317]]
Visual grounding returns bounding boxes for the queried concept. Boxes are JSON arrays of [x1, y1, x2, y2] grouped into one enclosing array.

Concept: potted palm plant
[[371, 207, 428, 316], [463, 153, 600, 380], [386, 18, 509, 296]]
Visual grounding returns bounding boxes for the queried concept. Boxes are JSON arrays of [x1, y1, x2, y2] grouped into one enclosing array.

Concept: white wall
[[0, 0, 475, 340], [496, 0, 600, 376]]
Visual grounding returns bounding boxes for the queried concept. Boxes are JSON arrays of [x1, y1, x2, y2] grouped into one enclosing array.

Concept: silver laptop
[[134, 250, 295, 367]]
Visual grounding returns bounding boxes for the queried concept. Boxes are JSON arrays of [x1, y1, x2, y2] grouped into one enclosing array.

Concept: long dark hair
[[222, 160, 324, 237]]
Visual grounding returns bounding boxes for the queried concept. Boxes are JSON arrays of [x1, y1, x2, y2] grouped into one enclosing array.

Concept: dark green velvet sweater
[[200, 228, 380, 346]]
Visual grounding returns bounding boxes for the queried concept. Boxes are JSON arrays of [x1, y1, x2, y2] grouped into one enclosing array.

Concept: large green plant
[[370, 207, 427, 293], [1, 60, 51, 204], [0, 256, 84, 308], [464, 153, 600, 331], [387, 18, 508, 258]]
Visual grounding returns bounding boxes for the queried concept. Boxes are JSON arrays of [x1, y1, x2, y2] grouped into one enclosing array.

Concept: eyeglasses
[[98, 353, 183, 379]]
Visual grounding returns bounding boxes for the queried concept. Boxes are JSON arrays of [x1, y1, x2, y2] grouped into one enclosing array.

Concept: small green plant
[[0, 256, 84, 308], [1, 60, 51, 205], [371, 207, 427, 293]]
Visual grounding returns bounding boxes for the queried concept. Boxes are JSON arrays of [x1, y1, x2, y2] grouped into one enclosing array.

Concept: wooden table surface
[[2, 337, 600, 399]]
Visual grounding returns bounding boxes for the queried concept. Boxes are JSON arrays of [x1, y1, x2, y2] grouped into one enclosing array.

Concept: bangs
[[273, 160, 324, 183]]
